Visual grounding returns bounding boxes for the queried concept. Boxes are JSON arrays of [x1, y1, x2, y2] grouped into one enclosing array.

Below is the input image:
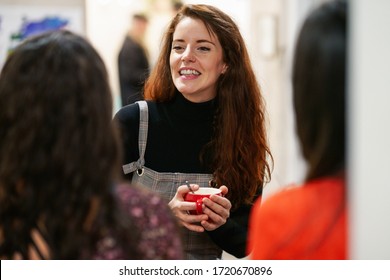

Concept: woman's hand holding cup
[[168, 183, 209, 232], [198, 185, 231, 231], [169, 183, 231, 232], [168, 183, 232, 232]]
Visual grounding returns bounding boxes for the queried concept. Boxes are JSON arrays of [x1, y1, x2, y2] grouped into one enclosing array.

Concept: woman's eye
[[172, 45, 183, 51], [198, 46, 211, 51]]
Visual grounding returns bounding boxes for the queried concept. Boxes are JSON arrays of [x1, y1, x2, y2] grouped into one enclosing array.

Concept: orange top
[[248, 177, 347, 259]]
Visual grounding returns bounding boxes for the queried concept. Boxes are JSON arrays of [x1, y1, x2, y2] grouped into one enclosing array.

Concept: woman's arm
[[113, 104, 140, 180], [207, 187, 262, 258], [206, 203, 252, 258]]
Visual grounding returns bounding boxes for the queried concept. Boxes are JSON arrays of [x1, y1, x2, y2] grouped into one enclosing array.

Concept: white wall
[[250, 0, 308, 199], [349, 0, 390, 259]]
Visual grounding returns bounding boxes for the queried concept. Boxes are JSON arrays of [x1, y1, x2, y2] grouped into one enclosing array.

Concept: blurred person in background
[[172, 0, 183, 13], [0, 30, 182, 259], [118, 13, 150, 106], [248, 0, 347, 259]]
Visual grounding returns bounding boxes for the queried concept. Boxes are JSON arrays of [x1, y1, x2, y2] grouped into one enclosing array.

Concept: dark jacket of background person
[[248, 0, 347, 259], [118, 14, 150, 106], [0, 30, 182, 259]]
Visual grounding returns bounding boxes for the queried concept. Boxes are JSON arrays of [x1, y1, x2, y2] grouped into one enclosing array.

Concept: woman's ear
[[221, 64, 228, 74]]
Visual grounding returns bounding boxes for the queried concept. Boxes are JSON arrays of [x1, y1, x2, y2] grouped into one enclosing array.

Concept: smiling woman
[[114, 4, 272, 260], [169, 17, 227, 102]]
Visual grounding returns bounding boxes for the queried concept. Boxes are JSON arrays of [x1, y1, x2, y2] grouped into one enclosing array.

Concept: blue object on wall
[[20, 16, 69, 39]]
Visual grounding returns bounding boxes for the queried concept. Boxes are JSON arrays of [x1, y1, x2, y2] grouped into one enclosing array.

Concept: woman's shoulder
[[114, 101, 159, 122], [249, 177, 346, 259], [255, 176, 345, 219], [114, 103, 140, 123], [115, 181, 166, 209], [115, 182, 183, 259]]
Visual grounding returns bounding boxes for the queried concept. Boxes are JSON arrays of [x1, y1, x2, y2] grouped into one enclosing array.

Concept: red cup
[[184, 187, 222, 214]]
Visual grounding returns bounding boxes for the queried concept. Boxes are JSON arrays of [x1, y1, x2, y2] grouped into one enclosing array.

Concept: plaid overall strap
[[122, 101, 148, 175]]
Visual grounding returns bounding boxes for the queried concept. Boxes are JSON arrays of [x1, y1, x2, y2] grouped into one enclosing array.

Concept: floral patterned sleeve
[[115, 183, 184, 259]]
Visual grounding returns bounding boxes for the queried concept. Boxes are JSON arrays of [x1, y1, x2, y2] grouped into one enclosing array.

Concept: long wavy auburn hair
[[0, 30, 140, 259], [144, 4, 272, 207]]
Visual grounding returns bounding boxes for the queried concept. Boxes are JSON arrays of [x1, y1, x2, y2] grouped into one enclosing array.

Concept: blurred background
[[0, 0, 389, 259]]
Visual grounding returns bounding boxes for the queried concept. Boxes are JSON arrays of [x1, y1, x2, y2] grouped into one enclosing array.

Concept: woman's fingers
[[203, 195, 231, 218], [169, 183, 211, 232], [178, 211, 208, 232], [201, 192, 232, 231]]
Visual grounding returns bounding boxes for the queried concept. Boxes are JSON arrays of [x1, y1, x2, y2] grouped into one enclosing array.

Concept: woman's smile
[[170, 17, 226, 103]]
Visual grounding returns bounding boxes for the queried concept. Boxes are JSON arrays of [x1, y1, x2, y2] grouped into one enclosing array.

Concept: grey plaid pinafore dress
[[122, 101, 222, 260]]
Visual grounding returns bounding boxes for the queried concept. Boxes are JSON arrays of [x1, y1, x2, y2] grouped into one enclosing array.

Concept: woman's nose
[[181, 47, 196, 62]]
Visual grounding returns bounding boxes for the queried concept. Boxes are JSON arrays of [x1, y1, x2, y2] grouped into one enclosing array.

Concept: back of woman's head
[[0, 29, 120, 199], [293, 0, 347, 180], [0, 30, 130, 258]]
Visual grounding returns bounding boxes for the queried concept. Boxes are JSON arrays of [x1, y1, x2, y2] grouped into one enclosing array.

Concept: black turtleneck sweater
[[114, 92, 253, 258]]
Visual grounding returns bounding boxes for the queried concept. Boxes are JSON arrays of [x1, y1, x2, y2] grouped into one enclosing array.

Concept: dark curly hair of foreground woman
[[0, 30, 182, 259]]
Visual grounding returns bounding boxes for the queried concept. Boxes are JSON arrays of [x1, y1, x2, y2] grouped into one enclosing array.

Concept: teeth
[[180, 69, 200, 75]]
